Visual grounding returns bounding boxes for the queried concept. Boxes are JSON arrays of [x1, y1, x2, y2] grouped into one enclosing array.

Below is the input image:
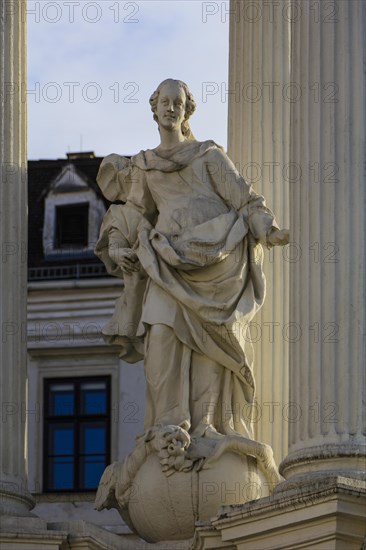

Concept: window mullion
[[75, 379, 80, 491]]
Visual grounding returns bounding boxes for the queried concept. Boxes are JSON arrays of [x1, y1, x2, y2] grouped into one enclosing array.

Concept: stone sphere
[[127, 451, 268, 542]]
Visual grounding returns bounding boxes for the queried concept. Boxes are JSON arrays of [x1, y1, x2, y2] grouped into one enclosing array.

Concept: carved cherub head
[[149, 79, 196, 140]]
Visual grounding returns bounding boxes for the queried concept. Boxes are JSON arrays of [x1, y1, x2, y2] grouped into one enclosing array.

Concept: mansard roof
[[28, 154, 111, 280]]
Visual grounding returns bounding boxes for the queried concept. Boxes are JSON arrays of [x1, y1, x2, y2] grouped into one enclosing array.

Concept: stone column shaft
[[280, 0, 366, 480], [228, 0, 290, 463], [0, 0, 34, 514]]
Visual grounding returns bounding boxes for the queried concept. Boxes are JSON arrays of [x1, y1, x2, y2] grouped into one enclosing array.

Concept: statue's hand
[[115, 248, 140, 274], [266, 228, 290, 247]]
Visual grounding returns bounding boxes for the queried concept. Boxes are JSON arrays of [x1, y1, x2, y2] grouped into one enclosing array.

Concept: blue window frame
[[44, 377, 110, 492]]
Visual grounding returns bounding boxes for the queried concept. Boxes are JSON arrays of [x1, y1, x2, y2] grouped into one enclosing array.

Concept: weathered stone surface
[[193, 476, 366, 550], [282, 0, 366, 482]]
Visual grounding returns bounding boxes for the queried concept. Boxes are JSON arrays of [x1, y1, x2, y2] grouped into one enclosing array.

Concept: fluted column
[[228, 0, 290, 463], [280, 0, 366, 481], [0, 0, 34, 514]]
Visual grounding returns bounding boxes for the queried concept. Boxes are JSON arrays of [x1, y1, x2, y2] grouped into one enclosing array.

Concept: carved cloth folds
[[95, 141, 278, 439]]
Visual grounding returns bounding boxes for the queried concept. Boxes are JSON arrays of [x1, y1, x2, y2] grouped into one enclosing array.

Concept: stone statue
[[94, 79, 289, 542]]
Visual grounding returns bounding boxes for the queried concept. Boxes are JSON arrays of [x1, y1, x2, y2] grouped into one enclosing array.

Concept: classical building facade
[[26, 153, 149, 541]]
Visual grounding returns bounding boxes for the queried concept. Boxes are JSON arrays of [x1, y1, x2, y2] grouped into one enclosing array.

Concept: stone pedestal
[[0, 0, 34, 516], [194, 476, 366, 550], [227, 0, 290, 464]]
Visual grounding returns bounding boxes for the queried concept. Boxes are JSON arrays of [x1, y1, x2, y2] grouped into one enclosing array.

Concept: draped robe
[[95, 140, 278, 439]]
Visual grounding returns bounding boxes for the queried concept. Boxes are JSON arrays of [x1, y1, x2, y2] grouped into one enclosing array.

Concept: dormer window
[[42, 164, 105, 259], [55, 203, 89, 249]]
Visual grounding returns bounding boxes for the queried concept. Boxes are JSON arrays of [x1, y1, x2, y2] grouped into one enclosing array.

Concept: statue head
[[149, 79, 196, 140]]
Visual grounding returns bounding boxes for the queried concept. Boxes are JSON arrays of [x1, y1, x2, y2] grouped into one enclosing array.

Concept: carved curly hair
[[149, 79, 196, 141]]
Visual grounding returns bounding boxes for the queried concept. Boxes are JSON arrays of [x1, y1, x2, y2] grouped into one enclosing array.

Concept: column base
[[0, 482, 35, 517], [279, 443, 366, 481], [192, 475, 366, 550]]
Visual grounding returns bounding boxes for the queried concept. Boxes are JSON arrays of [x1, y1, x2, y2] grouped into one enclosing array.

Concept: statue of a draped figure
[[95, 79, 289, 543]]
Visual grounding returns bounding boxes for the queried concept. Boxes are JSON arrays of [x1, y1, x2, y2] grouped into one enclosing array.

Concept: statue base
[[95, 425, 281, 543]]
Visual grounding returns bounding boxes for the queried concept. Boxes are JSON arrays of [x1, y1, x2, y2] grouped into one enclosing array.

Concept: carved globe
[[127, 451, 269, 543]]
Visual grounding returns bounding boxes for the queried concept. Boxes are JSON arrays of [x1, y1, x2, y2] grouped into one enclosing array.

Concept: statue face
[[155, 81, 186, 132]]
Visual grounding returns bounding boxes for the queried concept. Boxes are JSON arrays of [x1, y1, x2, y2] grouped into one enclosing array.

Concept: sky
[[27, 0, 230, 160]]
